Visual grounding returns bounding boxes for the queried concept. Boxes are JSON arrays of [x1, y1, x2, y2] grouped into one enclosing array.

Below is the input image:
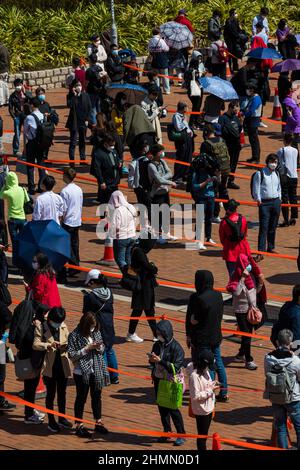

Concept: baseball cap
[[179, 9, 187, 15], [213, 123, 222, 136], [85, 269, 101, 285]]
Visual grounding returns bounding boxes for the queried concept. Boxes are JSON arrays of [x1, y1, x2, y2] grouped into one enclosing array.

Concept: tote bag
[[156, 363, 183, 410], [14, 354, 40, 380], [190, 70, 201, 97]]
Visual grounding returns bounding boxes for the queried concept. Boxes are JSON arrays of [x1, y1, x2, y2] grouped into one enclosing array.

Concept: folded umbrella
[[271, 59, 300, 73], [160, 21, 193, 50], [199, 76, 239, 101], [246, 47, 282, 59], [106, 83, 147, 105], [16, 220, 71, 271]]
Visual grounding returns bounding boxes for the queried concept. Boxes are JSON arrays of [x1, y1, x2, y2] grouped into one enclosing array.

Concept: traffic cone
[[240, 127, 246, 146], [35, 376, 46, 400], [212, 432, 222, 450], [271, 88, 282, 120], [97, 234, 116, 266], [226, 61, 231, 80]]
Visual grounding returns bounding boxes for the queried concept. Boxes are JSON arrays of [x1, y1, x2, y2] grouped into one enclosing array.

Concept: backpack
[[167, 123, 185, 142], [32, 113, 55, 150], [206, 138, 230, 173], [224, 214, 245, 242], [216, 42, 229, 63], [265, 360, 294, 404], [250, 168, 280, 199], [0, 280, 12, 306]]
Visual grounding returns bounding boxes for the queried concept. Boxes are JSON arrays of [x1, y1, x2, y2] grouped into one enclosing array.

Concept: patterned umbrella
[[271, 59, 300, 73], [199, 76, 238, 101], [160, 21, 193, 50]]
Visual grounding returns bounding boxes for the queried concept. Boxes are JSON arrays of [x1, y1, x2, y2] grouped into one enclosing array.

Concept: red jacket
[[174, 15, 194, 33], [28, 272, 62, 308], [219, 213, 251, 262]]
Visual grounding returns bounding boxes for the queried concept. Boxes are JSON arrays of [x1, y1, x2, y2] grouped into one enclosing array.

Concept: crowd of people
[[0, 6, 300, 451]]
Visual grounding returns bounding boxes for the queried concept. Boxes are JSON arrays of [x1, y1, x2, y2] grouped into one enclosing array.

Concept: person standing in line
[[271, 285, 300, 346], [0, 171, 30, 267], [66, 79, 92, 166], [283, 96, 300, 159], [184, 51, 206, 130], [148, 28, 170, 95], [0, 302, 15, 412], [227, 254, 265, 370], [60, 167, 83, 276], [252, 7, 270, 36], [108, 190, 137, 271], [23, 98, 47, 195], [83, 269, 119, 385], [106, 45, 125, 84], [174, 8, 194, 32], [32, 175, 64, 225], [33, 307, 73, 433], [141, 86, 164, 145], [223, 9, 244, 73], [8, 79, 31, 157], [208, 10, 222, 42], [242, 83, 262, 164], [210, 37, 228, 80], [85, 54, 106, 127], [149, 319, 186, 447], [68, 312, 110, 439], [277, 133, 298, 227], [172, 101, 194, 184], [252, 154, 281, 262], [87, 34, 107, 73], [187, 350, 219, 451]]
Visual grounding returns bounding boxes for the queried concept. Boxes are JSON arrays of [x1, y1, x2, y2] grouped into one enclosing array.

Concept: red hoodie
[[219, 212, 251, 262], [28, 272, 62, 308], [174, 15, 194, 33]]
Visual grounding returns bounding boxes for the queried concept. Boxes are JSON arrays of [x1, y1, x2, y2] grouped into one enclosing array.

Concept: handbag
[[167, 123, 185, 142], [23, 187, 34, 215], [14, 354, 40, 380], [245, 288, 263, 325], [156, 363, 183, 410], [120, 266, 142, 292], [190, 70, 201, 97]]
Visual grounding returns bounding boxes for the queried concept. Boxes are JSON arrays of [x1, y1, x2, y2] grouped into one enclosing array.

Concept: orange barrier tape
[[123, 62, 182, 81]]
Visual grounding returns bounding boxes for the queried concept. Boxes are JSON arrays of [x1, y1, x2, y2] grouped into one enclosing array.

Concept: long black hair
[[35, 252, 55, 279]]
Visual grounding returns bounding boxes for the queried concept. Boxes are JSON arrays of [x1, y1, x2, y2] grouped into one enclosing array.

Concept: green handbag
[[156, 363, 183, 410]]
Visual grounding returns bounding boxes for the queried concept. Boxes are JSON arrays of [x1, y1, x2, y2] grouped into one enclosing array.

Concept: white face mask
[[107, 145, 115, 151], [32, 261, 39, 270], [268, 163, 277, 171], [157, 334, 165, 343], [15, 85, 22, 92], [144, 146, 150, 153], [75, 86, 82, 93], [90, 327, 95, 333], [49, 321, 61, 329], [246, 90, 252, 96], [95, 41, 101, 46]]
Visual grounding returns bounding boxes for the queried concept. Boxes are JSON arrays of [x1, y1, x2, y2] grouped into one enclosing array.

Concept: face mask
[[157, 334, 165, 343], [49, 321, 61, 329], [90, 327, 95, 333], [95, 41, 101, 46], [159, 152, 165, 158], [268, 163, 277, 170], [38, 95, 45, 102], [32, 261, 39, 270], [144, 145, 150, 153], [120, 99, 126, 105], [112, 50, 119, 56], [246, 264, 252, 272], [15, 85, 22, 92], [75, 86, 82, 93], [246, 90, 251, 96]]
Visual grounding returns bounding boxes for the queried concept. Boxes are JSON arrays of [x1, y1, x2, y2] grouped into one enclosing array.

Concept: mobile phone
[[146, 353, 152, 357]]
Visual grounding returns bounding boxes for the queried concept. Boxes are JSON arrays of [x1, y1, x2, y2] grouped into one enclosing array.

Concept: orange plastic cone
[[226, 61, 231, 80], [97, 235, 116, 266], [35, 376, 46, 398], [240, 127, 246, 146], [212, 432, 222, 450], [271, 88, 282, 120]]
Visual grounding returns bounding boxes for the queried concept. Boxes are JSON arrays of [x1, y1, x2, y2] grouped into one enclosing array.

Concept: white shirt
[[277, 146, 298, 179], [252, 15, 269, 35], [32, 191, 64, 225], [24, 110, 44, 141], [252, 167, 281, 203], [109, 205, 137, 240], [60, 182, 83, 227], [148, 35, 169, 53]]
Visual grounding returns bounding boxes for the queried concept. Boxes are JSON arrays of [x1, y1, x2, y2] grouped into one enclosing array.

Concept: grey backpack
[[265, 361, 294, 404]]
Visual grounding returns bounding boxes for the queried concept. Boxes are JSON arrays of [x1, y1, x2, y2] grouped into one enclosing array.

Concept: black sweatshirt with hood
[[83, 287, 115, 348], [186, 270, 223, 348], [151, 320, 185, 374]]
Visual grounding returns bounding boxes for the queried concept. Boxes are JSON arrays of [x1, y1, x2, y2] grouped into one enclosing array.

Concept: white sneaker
[[24, 414, 44, 424], [162, 233, 178, 241], [34, 409, 45, 420], [197, 243, 207, 251], [245, 361, 258, 370], [126, 333, 144, 343], [207, 238, 217, 245], [212, 217, 221, 224], [259, 121, 268, 128], [158, 236, 168, 245], [153, 337, 159, 342]]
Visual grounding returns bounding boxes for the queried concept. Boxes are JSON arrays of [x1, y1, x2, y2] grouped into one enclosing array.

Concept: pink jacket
[[187, 363, 215, 416]]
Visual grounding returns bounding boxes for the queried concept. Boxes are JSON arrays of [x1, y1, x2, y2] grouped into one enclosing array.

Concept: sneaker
[[59, 418, 73, 429], [158, 236, 168, 245], [254, 254, 264, 263], [212, 216, 221, 224], [48, 421, 61, 433], [259, 121, 268, 128], [13, 151, 22, 157], [174, 438, 186, 446], [75, 425, 92, 438], [34, 409, 45, 420], [234, 354, 245, 363], [153, 337, 159, 342], [227, 181, 240, 190], [206, 238, 217, 245], [164, 91, 171, 95], [0, 401, 16, 411], [197, 243, 207, 251], [126, 333, 144, 343], [157, 436, 172, 443], [246, 158, 260, 164], [215, 394, 229, 403], [94, 422, 109, 435], [110, 378, 120, 384], [245, 361, 258, 370], [24, 414, 44, 425], [162, 233, 178, 241]]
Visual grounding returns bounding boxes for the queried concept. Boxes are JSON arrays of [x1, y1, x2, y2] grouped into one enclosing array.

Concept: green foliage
[[1, 0, 300, 72]]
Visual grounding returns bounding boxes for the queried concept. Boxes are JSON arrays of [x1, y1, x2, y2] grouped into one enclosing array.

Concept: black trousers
[[247, 126, 260, 162], [69, 127, 86, 161], [281, 176, 298, 222], [62, 224, 80, 267], [227, 142, 241, 182], [0, 363, 5, 405], [174, 134, 194, 181], [211, 63, 226, 80], [97, 186, 117, 205], [153, 377, 185, 434], [188, 95, 203, 128], [229, 56, 239, 73], [129, 308, 157, 336], [134, 188, 152, 224], [195, 413, 213, 451], [26, 140, 46, 192], [151, 192, 170, 234], [24, 375, 41, 419], [43, 373, 68, 424], [235, 312, 254, 362], [74, 373, 102, 422]]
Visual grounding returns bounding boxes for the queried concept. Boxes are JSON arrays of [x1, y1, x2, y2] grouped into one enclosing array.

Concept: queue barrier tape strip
[[0, 390, 283, 450]]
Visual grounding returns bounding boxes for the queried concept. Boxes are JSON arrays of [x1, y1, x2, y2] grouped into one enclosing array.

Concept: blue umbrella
[[17, 220, 71, 271], [106, 83, 147, 105], [199, 76, 239, 101], [246, 48, 282, 59]]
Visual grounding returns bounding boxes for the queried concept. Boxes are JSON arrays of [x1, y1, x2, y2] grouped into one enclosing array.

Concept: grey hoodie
[[264, 348, 300, 402]]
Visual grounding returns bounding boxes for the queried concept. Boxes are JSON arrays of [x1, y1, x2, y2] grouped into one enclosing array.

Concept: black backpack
[[138, 158, 152, 191], [224, 214, 245, 242], [0, 280, 12, 306], [32, 113, 55, 150], [250, 168, 280, 199]]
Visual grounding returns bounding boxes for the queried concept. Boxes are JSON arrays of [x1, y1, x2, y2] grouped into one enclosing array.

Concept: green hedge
[[2, 0, 300, 72]]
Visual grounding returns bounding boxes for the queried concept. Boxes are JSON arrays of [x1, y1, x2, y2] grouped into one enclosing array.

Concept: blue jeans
[[258, 198, 281, 252], [104, 346, 119, 382], [196, 344, 228, 398], [154, 69, 170, 93], [196, 198, 215, 240], [8, 218, 26, 266], [113, 238, 135, 270], [13, 116, 21, 154], [272, 401, 300, 449], [88, 94, 101, 125]]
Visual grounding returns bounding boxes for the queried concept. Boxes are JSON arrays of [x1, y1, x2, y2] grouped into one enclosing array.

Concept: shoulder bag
[[245, 287, 262, 325], [156, 363, 183, 410]]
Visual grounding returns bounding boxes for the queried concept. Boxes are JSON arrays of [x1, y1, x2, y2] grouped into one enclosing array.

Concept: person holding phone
[[33, 307, 72, 433], [68, 312, 110, 439], [227, 253, 265, 370]]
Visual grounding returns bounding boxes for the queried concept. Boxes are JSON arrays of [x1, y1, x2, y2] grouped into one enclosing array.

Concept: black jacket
[[0, 43, 9, 73], [8, 91, 31, 120], [186, 270, 223, 348], [0, 301, 11, 336], [85, 66, 106, 97], [151, 320, 185, 374], [218, 112, 242, 145], [66, 92, 92, 131], [83, 287, 115, 348], [130, 239, 158, 311], [90, 144, 121, 188], [107, 55, 125, 82]]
